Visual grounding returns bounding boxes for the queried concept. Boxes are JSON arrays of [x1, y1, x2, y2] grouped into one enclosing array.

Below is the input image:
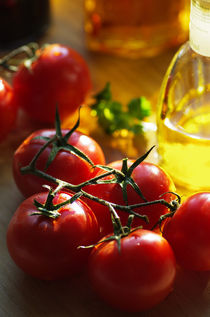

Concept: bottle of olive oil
[[157, 0, 210, 193]]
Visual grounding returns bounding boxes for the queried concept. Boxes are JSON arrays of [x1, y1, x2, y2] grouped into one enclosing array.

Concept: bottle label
[[190, 0, 210, 56]]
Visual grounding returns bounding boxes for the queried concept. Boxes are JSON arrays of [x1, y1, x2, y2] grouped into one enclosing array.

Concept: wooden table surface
[[1, 0, 210, 316]]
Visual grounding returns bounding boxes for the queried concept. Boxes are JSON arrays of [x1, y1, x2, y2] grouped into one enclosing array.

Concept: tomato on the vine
[[88, 229, 176, 312], [12, 43, 92, 123], [7, 191, 100, 280], [13, 128, 105, 197], [84, 159, 175, 237], [163, 192, 210, 271], [0, 77, 17, 141]]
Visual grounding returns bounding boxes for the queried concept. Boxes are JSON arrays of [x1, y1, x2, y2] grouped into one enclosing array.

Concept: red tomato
[[84, 160, 175, 237], [12, 44, 92, 123], [7, 191, 100, 280], [13, 129, 105, 197], [0, 77, 17, 141], [88, 229, 176, 312], [163, 192, 210, 271]]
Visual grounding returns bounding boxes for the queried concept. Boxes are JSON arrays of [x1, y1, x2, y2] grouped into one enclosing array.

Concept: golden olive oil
[[158, 89, 210, 192]]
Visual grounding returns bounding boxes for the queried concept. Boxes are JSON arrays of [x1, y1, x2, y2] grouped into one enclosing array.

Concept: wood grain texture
[[1, 0, 210, 316]]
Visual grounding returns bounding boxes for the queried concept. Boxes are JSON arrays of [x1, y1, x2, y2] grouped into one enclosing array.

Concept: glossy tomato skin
[[13, 129, 105, 197], [12, 44, 92, 123], [7, 191, 100, 280], [0, 77, 17, 141], [88, 229, 176, 312], [163, 192, 210, 271], [84, 160, 175, 237]]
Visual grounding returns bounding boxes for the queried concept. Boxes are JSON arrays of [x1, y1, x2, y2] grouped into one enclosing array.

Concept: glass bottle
[[84, 0, 190, 58], [0, 0, 50, 50], [157, 0, 210, 193]]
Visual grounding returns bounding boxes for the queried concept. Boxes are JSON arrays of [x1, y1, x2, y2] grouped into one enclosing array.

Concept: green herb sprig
[[91, 82, 151, 135]]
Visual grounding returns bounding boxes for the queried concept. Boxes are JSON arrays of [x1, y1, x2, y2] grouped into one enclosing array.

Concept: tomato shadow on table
[[166, 267, 210, 317], [6, 263, 210, 317], [175, 266, 210, 294], [12, 269, 142, 317]]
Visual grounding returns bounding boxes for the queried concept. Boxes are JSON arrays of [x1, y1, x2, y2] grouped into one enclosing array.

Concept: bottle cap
[[190, 0, 210, 56]]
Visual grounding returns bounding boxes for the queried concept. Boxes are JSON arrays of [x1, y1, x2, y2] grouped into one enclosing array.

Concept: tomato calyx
[[21, 108, 95, 174], [92, 146, 181, 214], [102, 207, 142, 252], [80, 204, 141, 252], [0, 42, 38, 73], [46, 107, 95, 169], [0, 43, 52, 73], [94, 146, 156, 204], [32, 185, 63, 219], [32, 184, 80, 219]]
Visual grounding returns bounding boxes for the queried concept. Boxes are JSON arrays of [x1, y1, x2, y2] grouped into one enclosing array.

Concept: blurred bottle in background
[[84, 0, 190, 58], [0, 0, 50, 50]]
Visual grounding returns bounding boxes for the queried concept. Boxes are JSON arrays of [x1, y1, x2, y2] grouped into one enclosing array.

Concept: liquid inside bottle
[[157, 17, 210, 195], [84, 0, 190, 57]]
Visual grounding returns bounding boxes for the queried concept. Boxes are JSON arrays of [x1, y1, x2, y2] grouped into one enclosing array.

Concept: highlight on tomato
[[12, 43, 92, 123], [163, 192, 210, 271], [88, 228, 176, 312], [0, 77, 17, 142], [7, 190, 100, 280]]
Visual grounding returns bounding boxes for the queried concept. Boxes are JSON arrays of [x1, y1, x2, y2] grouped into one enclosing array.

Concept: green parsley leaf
[[91, 82, 151, 135]]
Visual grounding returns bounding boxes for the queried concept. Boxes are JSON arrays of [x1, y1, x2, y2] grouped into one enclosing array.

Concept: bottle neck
[[189, 0, 210, 57]]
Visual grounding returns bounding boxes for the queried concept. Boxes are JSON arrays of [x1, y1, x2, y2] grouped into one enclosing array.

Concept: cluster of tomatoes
[[8, 120, 210, 312], [2, 43, 210, 313], [8, 124, 176, 312]]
